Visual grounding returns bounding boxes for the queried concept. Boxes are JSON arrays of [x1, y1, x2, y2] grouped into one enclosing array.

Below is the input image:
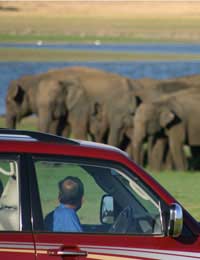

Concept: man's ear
[[160, 110, 175, 128]]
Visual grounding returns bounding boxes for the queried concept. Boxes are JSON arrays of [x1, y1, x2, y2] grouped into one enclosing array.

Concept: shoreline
[[1, 48, 200, 61]]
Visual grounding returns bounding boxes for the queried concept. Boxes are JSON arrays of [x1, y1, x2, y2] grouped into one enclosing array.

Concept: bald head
[[58, 176, 84, 210]]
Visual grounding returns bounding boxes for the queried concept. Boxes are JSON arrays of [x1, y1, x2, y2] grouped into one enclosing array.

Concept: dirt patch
[[1, 1, 200, 18], [1, 1, 200, 42]]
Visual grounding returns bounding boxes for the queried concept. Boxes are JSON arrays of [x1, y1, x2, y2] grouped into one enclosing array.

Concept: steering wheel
[[109, 206, 136, 233]]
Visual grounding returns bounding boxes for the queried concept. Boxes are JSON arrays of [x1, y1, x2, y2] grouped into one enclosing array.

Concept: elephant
[[89, 101, 134, 151], [89, 75, 197, 160], [129, 78, 199, 166], [6, 66, 139, 145], [36, 77, 90, 140], [6, 74, 42, 129], [132, 88, 200, 171], [6, 72, 90, 138], [5, 71, 63, 129], [52, 66, 139, 147], [6, 66, 199, 151], [132, 78, 194, 103], [172, 74, 200, 87], [5, 68, 84, 130]]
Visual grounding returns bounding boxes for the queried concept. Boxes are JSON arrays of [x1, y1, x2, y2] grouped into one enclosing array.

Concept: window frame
[[29, 153, 168, 236]]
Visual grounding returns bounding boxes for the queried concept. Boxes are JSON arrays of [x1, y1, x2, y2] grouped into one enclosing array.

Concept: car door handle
[[48, 248, 87, 257]]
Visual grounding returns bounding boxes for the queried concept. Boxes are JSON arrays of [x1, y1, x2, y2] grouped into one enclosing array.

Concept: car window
[[34, 158, 163, 235], [0, 159, 20, 231]]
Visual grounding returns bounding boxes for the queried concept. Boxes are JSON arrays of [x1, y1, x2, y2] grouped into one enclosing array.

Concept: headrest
[[0, 176, 18, 209]]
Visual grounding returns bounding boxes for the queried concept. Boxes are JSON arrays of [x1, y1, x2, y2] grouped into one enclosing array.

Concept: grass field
[[1, 2, 200, 44], [150, 170, 200, 221]]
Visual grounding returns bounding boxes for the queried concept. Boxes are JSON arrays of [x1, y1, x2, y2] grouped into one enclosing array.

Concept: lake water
[[2, 43, 200, 54], [1, 60, 200, 115]]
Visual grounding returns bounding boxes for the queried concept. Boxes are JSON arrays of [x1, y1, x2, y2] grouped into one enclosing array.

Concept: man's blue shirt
[[53, 204, 82, 232]]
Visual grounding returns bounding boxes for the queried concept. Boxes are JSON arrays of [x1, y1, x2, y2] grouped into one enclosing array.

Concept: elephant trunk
[[132, 124, 146, 165], [133, 141, 144, 165], [6, 115, 17, 129]]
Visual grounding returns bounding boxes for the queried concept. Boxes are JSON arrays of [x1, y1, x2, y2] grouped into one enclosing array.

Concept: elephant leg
[[190, 146, 200, 170], [107, 121, 123, 147], [147, 136, 154, 169], [72, 121, 88, 140], [168, 125, 188, 171], [49, 119, 61, 135], [61, 123, 71, 138], [68, 113, 88, 140], [38, 106, 52, 133], [125, 143, 132, 157], [149, 137, 166, 172], [119, 133, 131, 151], [6, 115, 17, 129], [133, 142, 145, 166], [163, 148, 174, 170]]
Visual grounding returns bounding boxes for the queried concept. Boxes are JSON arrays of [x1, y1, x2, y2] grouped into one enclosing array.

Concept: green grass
[[1, 47, 200, 62], [150, 171, 200, 221], [0, 116, 37, 131], [1, 34, 199, 45], [0, 34, 179, 44]]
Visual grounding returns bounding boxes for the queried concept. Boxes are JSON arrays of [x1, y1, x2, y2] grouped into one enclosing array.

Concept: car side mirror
[[100, 195, 114, 224], [168, 203, 183, 238]]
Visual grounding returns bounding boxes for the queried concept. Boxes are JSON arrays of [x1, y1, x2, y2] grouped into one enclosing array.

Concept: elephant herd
[[5, 66, 200, 171]]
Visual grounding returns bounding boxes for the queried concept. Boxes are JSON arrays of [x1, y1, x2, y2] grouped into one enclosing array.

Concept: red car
[[0, 129, 200, 260]]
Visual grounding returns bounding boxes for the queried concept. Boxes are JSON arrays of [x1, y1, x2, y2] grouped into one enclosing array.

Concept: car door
[[0, 154, 35, 260], [29, 154, 198, 260]]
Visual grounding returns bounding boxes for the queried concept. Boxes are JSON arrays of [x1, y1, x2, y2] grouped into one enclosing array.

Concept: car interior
[[40, 162, 162, 234], [0, 161, 19, 231]]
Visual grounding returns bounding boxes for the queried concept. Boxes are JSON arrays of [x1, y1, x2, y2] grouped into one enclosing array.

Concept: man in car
[[45, 176, 84, 232]]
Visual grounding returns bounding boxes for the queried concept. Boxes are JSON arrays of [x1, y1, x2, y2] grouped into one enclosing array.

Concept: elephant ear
[[126, 95, 141, 116], [11, 85, 25, 104], [59, 79, 85, 110], [66, 85, 84, 110], [159, 109, 175, 128]]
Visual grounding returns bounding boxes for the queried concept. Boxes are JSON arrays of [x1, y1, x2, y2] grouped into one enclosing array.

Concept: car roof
[[0, 129, 129, 158], [0, 128, 78, 144]]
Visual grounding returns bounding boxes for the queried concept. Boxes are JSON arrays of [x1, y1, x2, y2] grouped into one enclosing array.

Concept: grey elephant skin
[[63, 67, 139, 147], [133, 88, 200, 171], [89, 76, 195, 156], [36, 78, 90, 139], [6, 66, 138, 144], [5, 70, 89, 138], [128, 76, 199, 168]]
